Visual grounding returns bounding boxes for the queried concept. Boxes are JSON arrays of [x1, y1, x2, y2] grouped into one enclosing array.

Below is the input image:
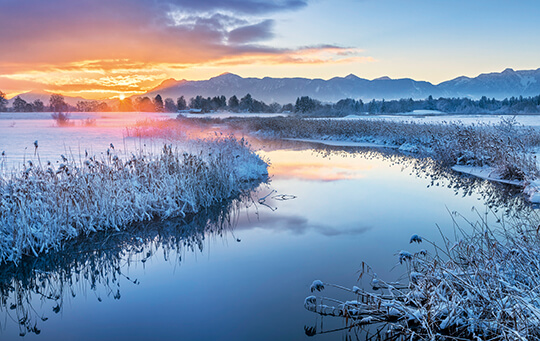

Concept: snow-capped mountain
[[7, 90, 86, 106], [143, 72, 443, 104], [438, 68, 540, 99], [142, 67, 540, 104]]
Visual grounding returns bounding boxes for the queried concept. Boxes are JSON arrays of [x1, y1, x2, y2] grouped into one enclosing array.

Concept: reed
[[0, 136, 268, 263]]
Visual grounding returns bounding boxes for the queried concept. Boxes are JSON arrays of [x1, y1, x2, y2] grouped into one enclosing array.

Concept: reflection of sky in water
[[0, 115, 526, 340]]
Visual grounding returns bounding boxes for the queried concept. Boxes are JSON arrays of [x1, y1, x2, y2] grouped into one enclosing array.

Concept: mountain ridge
[[142, 68, 540, 104]]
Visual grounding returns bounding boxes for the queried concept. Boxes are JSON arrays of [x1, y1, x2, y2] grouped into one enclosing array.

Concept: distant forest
[[2, 89, 540, 115]]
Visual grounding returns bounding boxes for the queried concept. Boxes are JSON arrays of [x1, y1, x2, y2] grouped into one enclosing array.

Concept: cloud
[[0, 0, 300, 69], [228, 20, 275, 44], [167, 0, 308, 15], [0, 0, 372, 98]]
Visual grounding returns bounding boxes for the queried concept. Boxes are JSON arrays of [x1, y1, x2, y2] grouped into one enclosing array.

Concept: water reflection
[[256, 138, 530, 215], [0, 193, 250, 337]]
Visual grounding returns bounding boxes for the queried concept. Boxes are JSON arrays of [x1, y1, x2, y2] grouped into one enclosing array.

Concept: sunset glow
[[1, 0, 540, 99]]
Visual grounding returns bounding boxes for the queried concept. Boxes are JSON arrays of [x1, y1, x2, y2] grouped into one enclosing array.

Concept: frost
[[305, 216, 540, 339], [398, 143, 419, 153], [310, 280, 325, 292], [409, 234, 422, 244], [398, 250, 412, 264]]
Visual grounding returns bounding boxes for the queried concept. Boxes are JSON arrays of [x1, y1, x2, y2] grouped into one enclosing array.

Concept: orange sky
[[0, 0, 374, 99], [2, 0, 540, 100]]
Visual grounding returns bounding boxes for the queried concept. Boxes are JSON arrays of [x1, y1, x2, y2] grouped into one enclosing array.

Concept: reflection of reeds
[[0, 136, 268, 263], [305, 210, 540, 340], [311, 145, 530, 214], [0, 195, 249, 336]]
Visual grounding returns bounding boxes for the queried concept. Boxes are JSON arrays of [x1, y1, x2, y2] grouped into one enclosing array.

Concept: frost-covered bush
[[305, 211, 540, 340], [0, 136, 268, 263]]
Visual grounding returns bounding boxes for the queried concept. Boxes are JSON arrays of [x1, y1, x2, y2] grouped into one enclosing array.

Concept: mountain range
[[143, 68, 540, 104], [8, 68, 540, 105]]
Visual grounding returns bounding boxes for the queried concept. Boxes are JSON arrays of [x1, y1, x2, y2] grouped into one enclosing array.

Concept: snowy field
[[182, 112, 287, 119], [0, 111, 178, 168], [332, 112, 540, 127], [1, 111, 540, 339]]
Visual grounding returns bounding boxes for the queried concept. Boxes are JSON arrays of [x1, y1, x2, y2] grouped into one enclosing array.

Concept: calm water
[[0, 112, 531, 340]]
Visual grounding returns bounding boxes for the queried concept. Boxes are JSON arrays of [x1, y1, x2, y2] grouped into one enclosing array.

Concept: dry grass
[[0, 136, 268, 263]]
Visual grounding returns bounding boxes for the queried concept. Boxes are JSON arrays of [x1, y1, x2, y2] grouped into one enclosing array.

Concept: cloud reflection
[[261, 149, 373, 181], [235, 213, 370, 237]]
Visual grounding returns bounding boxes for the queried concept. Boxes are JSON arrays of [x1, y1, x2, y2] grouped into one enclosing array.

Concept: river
[[0, 112, 532, 340]]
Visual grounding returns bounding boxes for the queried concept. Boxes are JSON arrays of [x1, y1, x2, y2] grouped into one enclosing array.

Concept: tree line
[[294, 95, 540, 115], [3, 89, 540, 114]]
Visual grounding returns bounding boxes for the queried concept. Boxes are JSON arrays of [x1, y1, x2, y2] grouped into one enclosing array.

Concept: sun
[[118, 94, 126, 100]]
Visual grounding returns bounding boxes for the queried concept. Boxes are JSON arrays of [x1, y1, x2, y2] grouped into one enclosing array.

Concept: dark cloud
[[228, 20, 275, 44], [167, 0, 308, 15]]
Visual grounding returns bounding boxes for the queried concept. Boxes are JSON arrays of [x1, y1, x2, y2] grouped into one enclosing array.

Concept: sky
[[1, 0, 540, 99]]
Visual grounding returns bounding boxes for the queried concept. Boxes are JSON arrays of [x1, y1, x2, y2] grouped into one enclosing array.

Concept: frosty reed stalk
[[0, 136, 268, 263]]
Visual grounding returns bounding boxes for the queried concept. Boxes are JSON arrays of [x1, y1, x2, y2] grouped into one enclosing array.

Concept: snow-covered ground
[[0, 111, 178, 168], [330, 113, 540, 127], [0, 112, 269, 262]]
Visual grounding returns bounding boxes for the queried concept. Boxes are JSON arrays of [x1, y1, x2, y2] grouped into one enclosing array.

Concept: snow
[[0, 111, 178, 168], [399, 109, 446, 115], [398, 143, 419, 153], [333, 114, 540, 128], [310, 280, 325, 292], [409, 234, 422, 244], [0, 112, 269, 262], [525, 180, 540, 204], [451, 165, 523, 186]]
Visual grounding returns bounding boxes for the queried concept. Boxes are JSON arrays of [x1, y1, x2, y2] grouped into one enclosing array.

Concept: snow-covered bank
[[450, 165, 540, 204], [333, 113, 540, 127], [451, 165, 523, 186], [0, 136, 268, 263]]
